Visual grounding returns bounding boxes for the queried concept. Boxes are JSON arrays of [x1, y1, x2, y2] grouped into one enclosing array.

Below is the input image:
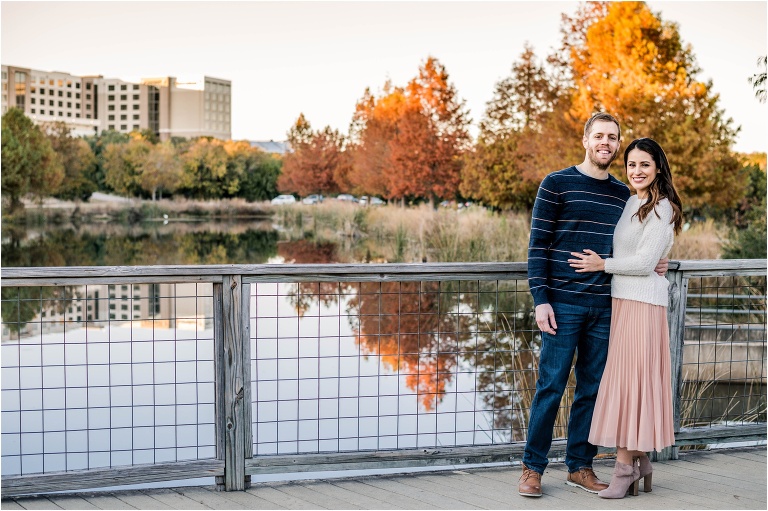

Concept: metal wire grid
[[680, 275, 767, 428], [249, 278, 573, 456], [1, 283, 216, 476]]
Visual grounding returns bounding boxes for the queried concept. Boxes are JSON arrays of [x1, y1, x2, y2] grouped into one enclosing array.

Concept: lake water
[[2, 221, 765, 488]]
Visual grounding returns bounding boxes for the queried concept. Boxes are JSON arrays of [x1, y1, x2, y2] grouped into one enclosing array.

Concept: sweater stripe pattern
[[528, 166, 630, 308]]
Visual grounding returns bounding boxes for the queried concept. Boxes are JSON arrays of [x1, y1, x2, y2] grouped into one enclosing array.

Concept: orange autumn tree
[[561, 1, 744, 212], [350, 57, 471, 205], [278, 113, 351, 197]]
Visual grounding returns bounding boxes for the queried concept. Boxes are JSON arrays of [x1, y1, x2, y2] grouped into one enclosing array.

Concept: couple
[[519, 113, 683, 499]]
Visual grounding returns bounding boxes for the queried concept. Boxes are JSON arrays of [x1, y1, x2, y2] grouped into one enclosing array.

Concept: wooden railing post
[[215, 275, 248, 490], [656, 267, 688, 461]]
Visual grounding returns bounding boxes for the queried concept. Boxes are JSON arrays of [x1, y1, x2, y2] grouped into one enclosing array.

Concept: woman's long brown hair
[[624, 138, 684, 234]]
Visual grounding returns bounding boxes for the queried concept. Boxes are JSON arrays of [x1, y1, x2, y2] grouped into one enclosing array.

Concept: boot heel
[[643, 473, 652, 492], [630, 479, 639, 496]]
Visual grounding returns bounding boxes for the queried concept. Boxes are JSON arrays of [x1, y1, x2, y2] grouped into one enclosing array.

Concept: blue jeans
[[522, 301, 611, 474]]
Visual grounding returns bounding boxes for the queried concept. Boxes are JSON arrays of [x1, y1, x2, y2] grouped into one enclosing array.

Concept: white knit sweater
[[603, 195, 675, 307]]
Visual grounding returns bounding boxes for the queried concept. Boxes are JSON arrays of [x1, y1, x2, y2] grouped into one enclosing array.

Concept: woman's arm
[[569, 201, 674, 276]]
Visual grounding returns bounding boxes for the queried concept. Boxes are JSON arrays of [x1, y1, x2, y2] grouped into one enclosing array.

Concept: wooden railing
[[1, 259, 765, 496]]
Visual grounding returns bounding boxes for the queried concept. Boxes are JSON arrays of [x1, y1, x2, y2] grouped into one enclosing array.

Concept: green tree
[[85, 129, 132, 192], [1, 108, 64, 212], [233, 146, 282, 202], [44, 121, 98, 202], [723, 163, 767, 259], [749, 56, 767, 103], [461, 45, 565, 209], [179, 138, 230, 199], [136, 141, 182, 200]]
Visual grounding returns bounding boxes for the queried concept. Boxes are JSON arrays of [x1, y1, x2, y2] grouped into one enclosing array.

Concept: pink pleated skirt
[[589, 298, 675, 452]]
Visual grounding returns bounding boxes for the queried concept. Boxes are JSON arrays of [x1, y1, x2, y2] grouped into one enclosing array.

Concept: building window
[[120, 114, 126, 120], [58, 101, 63, 107], [49, 110, 54, 115], [75, 103, 79, 108], [108, 105, 115, 111], [76, 93, 80, 99], [57, 80, 63, 87], [120, 94, 126, 101], [108, 124, 115, 130], [86, 114, 91, 119], [67, 112, 71, 117], [133, 124, 139, 131], [49, 79, 54, 86], [120, 105, 127, 110], [31, 98, 35, 104], [108, 85, 115, 91], [76, 113, 80, 118], [67, 92, 71, 98], [49, 90, 54, 96], [120, 85, 127, 91], [108, 115, 115, 121], [108, 95, 114, 101], [58, 111, 63, 116], [86, 83, 91, 90], [67, 102, 71, 107], [40, 88, 45, 95], [31, 108, 35, 114], [58, 90, 63, 97], [133, 114, 139, 120], [133, 104, 139, 110], [133, 94, 139, 100], [120, 124, 127, 130], [30, 86, 36, 93], [133, 84, 139, 90], [49, 100, 53, 106], [76, 83, 80, 89]]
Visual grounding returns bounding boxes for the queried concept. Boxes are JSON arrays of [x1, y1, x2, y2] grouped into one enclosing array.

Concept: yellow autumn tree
[[561, 1, 744, 212]]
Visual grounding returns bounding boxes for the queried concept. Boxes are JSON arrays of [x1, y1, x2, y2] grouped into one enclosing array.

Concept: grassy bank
[[272, 201, 726, 262]]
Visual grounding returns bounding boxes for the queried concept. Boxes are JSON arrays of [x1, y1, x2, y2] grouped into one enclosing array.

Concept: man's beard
[[589, 147, 618, 170]]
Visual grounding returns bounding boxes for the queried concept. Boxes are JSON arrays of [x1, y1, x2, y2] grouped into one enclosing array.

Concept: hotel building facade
[[1, 65, 231, 141]]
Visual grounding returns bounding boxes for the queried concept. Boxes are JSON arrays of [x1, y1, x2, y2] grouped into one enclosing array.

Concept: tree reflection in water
[[286, 261, 551, 442]]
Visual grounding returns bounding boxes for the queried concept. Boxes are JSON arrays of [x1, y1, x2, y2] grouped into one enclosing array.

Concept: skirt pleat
[[588, 298, 675, 452]]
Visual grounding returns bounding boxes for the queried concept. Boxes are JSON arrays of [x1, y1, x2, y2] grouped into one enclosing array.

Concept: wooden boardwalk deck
[[2, 446, 765, 510]]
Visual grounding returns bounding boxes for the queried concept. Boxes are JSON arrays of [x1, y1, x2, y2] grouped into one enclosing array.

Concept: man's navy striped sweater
[[528, 166, 630, 309]]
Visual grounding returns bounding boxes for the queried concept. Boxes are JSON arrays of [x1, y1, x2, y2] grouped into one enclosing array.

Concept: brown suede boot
[[566, 467, 609, 493], [518, 464, 542, 497], [598, 461, 640, 499]]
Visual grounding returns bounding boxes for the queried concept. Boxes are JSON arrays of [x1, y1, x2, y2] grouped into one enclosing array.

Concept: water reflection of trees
[[288, 277, 545, 439], [2, 225, 278, 267]]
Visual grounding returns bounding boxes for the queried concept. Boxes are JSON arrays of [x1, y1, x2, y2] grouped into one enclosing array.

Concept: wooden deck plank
[[359, 476, 481, 509], [111, 491, 174, 510], [260, 481, 356, 509], [246, 483, 331, 510], [79, 494, 137, 510], [2, 498, 60, 510], [302, 480, 402, 509], [44, 496, 98, 510], [2, 447, 764, 510], [204, 486, 288, 510], [330, 478, 440, 510], [171, 487, 252, 510], [136, 488, 211, 510]]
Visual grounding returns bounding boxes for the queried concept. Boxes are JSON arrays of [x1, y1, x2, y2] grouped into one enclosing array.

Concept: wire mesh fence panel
[[681, 275, 767, 429], [1, 282, 217, 477], [248, 278, 580, 456]]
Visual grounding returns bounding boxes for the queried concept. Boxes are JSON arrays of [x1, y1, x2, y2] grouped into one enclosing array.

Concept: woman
[[568, 138, 683, 499]]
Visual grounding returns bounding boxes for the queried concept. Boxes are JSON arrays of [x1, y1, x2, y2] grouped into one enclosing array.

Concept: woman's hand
[[568, 249, 605, 273]]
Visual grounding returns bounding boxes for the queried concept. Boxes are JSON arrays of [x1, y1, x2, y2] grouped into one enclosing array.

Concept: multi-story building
[[1, 65, 231, 140], [141, 76, 231, 141]]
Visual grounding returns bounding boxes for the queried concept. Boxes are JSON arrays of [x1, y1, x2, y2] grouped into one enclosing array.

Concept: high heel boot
[[634, 454, 653, 492], [597, 461, 640, 499]]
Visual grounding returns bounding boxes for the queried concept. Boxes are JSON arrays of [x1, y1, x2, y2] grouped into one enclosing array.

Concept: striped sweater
[[528, 166, 630, 308]]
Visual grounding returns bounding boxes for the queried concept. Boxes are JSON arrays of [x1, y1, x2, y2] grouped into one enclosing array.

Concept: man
[[520, 113, 666, 497]]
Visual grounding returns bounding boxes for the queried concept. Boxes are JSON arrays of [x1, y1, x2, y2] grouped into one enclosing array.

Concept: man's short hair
[[584, 113, 621, 140]]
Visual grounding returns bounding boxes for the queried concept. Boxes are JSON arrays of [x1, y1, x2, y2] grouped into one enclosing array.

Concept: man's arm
[[528, 175, 559, 334]]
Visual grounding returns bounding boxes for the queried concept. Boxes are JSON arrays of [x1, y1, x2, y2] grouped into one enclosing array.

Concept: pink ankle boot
[[598, 461, 640, 499], [635, 454, 653, 492]]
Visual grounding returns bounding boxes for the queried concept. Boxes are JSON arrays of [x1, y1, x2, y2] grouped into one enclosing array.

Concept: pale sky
[[2, 0, 766, 153]]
